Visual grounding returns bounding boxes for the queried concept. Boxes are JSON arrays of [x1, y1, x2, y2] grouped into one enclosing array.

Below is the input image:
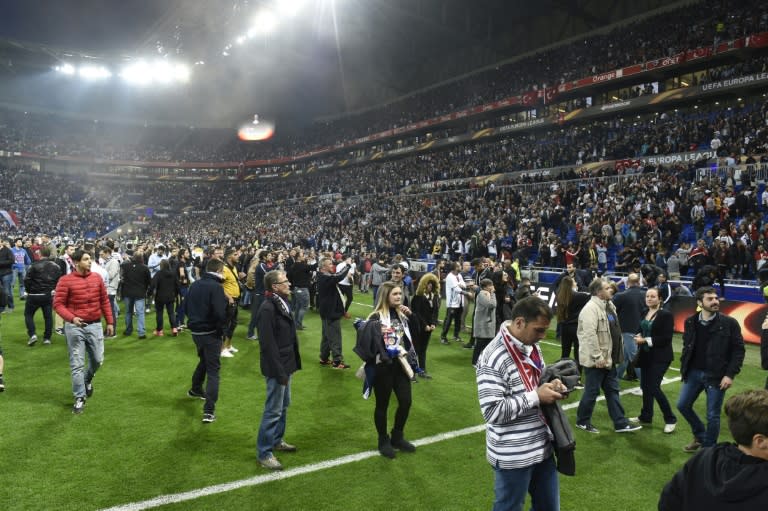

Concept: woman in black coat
[[632, 287, 677, 432], [555, 276, 589, 379], [410, 273, 439, 379], [150, 259, 180, 336]]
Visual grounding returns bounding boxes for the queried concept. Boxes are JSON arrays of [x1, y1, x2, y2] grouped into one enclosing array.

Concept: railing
[[695, 162, 768, 184]]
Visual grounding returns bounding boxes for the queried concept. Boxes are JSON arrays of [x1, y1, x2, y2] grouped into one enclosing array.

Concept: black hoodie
[[659, 443, 768, 511]]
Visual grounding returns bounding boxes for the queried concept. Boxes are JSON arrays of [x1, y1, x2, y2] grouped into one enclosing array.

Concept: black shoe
[[319, 359, 332, 366], [332, 361, 351, 369], [417, 372, 432, 379], [622, 374, 638, 382], [390, 430, 416, 453], [138, 335, 147, 340], [0, 376, 5, 392], [378, 435, 396, 459], [202, 413, 216, 423], [462, 342, 475, 350], [55, 328, 65, 336], [187, 389, 206, 400], [123, 330, 132, 336], [85, 381, 94, 398], [575, 423, 600, 434], [72, 397, 86, 414]]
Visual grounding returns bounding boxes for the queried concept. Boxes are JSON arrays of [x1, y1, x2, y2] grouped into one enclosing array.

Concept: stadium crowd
[[2, 0, 768, 165]]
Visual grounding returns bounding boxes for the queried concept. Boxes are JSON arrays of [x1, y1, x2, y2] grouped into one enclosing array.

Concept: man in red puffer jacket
[[54, 249, 114, 415]]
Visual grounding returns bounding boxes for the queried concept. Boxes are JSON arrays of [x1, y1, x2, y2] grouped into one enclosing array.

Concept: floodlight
[[236, 35, 246, 45], [120, 61, 152, 85], [152, 60, 173, 84], [57, 63, 76, 75], [79, 65, 112, 80], [173, 64, 190, 83]]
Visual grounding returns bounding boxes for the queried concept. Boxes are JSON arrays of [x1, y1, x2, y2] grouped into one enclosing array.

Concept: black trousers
[[373, 361, 412, 436], [413, 331, 432, 371], [441, 306, 462, 339], [339, 283, 353, 313], [25, 294, 53, 339], [191, 333, 222, 414], [560, 323, 581, 372], [154, 300, 176, 331], [223, 302, 238, 339]]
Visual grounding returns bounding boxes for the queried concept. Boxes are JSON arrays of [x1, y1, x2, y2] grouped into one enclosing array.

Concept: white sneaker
[[220, 350, 234, 358], [229, 346, 239, 353], [663, 423, 676, 434], [28, 334, 38, 346]]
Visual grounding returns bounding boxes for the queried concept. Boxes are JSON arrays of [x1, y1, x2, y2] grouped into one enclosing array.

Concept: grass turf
[[0, 292, 766, 510]]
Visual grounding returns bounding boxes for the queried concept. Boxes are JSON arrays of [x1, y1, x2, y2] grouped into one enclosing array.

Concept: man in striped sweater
[[476, 297, 567, 511]]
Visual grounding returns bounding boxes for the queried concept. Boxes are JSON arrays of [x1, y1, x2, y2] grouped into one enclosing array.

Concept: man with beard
[[677, 286, 745, 453]]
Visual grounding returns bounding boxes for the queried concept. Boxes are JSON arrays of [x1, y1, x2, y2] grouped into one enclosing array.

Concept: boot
[[378, 434, 396, 459], [390, 429, 416, 453]]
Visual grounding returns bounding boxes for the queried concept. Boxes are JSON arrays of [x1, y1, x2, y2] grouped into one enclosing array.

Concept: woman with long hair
[[556, 276, 589, 383], [411, 273, 439, 379], [631, 287, 677, 433], [365, 281, 417, 458]]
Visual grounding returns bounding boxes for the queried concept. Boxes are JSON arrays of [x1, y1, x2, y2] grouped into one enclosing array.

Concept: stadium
[[1, 0, 768, 509]]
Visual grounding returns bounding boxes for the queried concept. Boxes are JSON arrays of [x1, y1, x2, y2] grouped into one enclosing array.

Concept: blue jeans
[[107, 294, 119, 324], [493, 455, 559, 511], [13, 267, 26, 297], [576, 366, 630, 429], [257, 376, 291, 459], [616, 333, 639, 379], [293, 288, 309, 328], [677, 368, 726, 447], [65, 322, 104, 398], [1, 273, 14, 310], [123, 297, 146, 336]]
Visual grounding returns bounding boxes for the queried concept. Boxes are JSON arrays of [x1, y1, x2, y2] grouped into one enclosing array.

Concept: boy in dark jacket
[[149, 259, 179, 336], [186, 258, 228, 423], [659, 389, 768, 511]]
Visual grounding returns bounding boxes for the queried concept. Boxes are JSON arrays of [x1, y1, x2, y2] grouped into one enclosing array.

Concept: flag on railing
[[0, 210, 19, 228]]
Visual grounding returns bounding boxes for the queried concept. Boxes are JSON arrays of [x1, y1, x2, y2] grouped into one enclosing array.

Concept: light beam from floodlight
[[252, 10, 278, 34], [275, 0, 306, 17]]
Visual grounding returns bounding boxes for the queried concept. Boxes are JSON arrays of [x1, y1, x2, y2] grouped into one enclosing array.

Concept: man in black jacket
[[0, 239, 14, 313], [612, 273, 646, 381], [186, 258, 228, 423], [287, 250, 315, 330], [677, 286, 745, 453], [256, 270, 301, 470], [317, 256, 352, 369], [23, 247, 62, 346], [120, 253, 151, 339]]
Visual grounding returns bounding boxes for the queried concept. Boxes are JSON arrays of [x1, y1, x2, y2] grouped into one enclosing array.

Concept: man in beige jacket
[[575, 277, 641, 434]]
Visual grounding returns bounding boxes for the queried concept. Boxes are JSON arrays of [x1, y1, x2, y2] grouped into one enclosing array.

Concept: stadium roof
[[0, 0, 679, 127]]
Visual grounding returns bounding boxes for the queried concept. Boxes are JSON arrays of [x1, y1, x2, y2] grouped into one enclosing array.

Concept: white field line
[[100, 358, 681, 511]]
